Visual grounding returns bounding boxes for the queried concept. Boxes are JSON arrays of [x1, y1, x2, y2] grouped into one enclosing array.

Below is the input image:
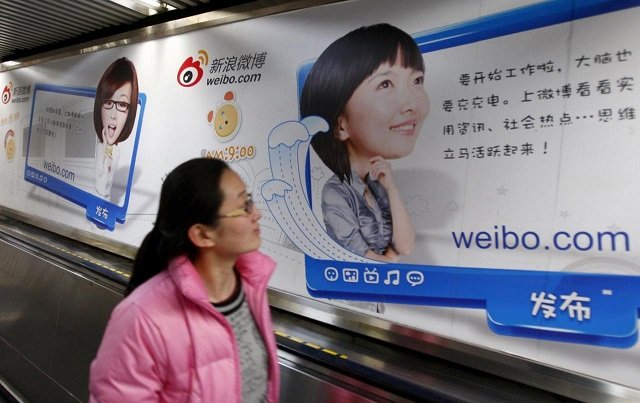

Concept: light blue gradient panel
[[300, 0, 640, 347], [24, 84, 146, 231]]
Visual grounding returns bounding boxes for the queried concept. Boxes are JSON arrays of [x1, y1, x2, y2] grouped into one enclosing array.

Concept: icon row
[[324, 267, 424, 287]]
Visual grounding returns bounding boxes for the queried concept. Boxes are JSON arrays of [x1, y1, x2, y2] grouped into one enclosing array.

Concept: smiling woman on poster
[[93, 57, 139, 200], [301, 23, 430, 262]]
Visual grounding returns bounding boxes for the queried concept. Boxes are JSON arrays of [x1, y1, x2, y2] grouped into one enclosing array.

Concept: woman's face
[[337, 59, 429, 160], [101, 81, 132, 145], [211, 170, 262, 256]]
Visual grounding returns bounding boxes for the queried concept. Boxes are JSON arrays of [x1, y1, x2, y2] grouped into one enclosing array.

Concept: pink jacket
[[89, 251, 280, 403]]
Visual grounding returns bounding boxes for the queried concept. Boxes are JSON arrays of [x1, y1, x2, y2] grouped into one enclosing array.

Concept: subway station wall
[[0, 0, 639, 390]]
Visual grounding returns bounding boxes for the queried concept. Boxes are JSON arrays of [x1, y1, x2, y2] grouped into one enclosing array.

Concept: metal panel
[[278, 350, 408, 403], [0, 240, 62, 372], [268, 290, 640, 402], [0, 0, 217, 62], [0, 237, 123, 402], [51, 277, 123, 399], [1, 0, 340, 69]]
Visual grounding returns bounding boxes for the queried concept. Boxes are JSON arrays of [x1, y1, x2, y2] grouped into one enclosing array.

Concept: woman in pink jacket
[[89, 158, 280, 402]]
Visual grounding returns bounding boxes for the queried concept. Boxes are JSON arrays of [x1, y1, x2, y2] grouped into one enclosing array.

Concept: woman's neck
[[347, 151, 371, 181], [193, 251, 238, 303]]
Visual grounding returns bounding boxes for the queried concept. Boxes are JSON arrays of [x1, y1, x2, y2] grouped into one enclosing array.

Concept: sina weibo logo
[[2, 82, 12, 104], [177, 50, 208, 87]]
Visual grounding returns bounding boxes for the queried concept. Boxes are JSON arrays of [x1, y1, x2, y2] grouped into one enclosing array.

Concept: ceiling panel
[[0, 0, 251, 62]]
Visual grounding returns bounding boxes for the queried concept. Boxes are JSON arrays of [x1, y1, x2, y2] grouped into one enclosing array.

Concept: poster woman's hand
[[101, 128, 114, 173], [368, 156, 396, 192]]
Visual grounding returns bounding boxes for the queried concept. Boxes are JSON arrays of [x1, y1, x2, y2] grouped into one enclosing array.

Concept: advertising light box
[[1, 0, 638, 390], [24, 83, 146, 230]]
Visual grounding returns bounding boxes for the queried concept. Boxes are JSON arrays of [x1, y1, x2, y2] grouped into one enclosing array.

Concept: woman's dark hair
[[300, 23, 424, 184], [125, 158, 229, 295], [93, 57, 139, 145]]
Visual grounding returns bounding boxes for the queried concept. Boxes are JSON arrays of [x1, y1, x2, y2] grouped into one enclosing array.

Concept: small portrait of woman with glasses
[[93, 57, 139, 199]]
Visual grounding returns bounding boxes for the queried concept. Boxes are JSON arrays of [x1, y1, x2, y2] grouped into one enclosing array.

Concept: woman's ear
[[187, 223, 216, 248], [336, 115, 350, 141]]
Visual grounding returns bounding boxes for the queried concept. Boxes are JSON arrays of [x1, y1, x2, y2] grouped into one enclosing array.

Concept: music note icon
[[383, 270, 400, 286]]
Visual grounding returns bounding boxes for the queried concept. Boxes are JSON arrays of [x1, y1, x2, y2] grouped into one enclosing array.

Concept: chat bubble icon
[[406, 271, 424, 287]]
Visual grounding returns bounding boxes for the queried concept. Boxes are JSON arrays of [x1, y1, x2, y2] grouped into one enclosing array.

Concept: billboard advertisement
[[0, 0, 638, 389]]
